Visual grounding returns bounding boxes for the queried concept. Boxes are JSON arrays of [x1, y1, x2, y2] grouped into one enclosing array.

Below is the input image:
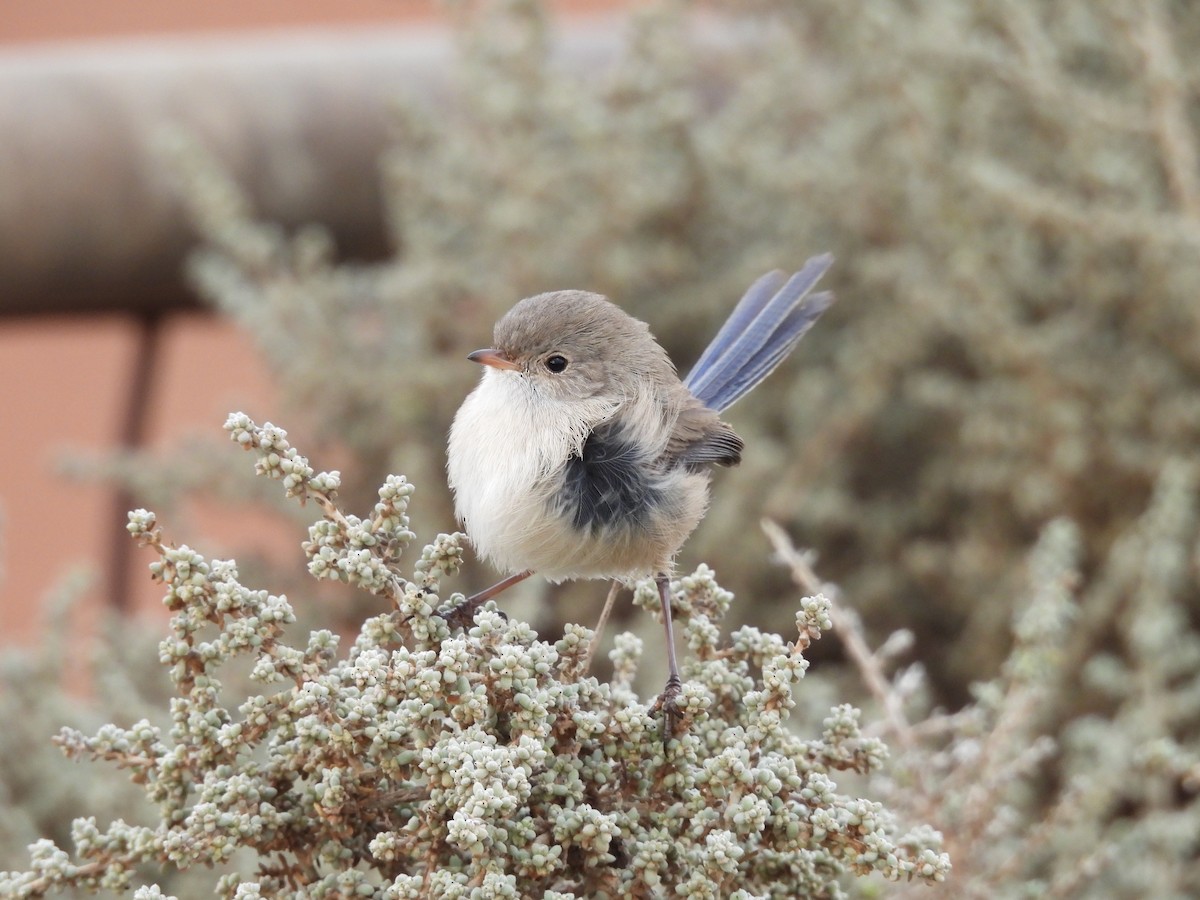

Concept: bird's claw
[[651, 675, 685, 740], [441, 597, 507, 631]]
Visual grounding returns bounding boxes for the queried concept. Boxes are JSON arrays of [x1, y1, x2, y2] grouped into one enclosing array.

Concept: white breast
[[448, 369, 712, 581], [447, 369, 610, 576]]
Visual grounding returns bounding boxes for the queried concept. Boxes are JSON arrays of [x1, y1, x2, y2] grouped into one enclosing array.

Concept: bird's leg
[[650, 572, 684, 737], [443, 569, 533, 629]]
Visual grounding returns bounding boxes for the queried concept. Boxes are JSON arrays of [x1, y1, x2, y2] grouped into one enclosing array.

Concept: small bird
[[447, 255, 834, 730]]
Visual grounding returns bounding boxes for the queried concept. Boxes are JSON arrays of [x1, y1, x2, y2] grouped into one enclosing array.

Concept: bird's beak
[[467, 348, 521, 371]]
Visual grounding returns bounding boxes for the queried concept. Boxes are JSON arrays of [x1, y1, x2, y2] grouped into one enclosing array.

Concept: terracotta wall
[[1, 2, 436, 44]]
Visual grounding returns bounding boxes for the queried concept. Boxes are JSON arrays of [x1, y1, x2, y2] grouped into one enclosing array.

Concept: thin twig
[[762, 519, 914, 749], [1128, 1, 1200, 219]]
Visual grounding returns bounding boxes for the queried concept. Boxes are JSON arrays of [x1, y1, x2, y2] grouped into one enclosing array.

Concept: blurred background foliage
[[6, 0, 1200, 895], [170, 0, 1200, 697]]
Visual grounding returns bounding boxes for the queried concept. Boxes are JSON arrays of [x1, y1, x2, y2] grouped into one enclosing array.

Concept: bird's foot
[[441, 595, 507, 631], [650, 675, 685, 740], [440, 570, 529, 629]]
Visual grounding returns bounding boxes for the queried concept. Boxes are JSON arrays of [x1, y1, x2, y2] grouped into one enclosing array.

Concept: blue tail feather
[[684, 254, 834, 412], [687, 269, 787, 382], [706, 289, 834, 411]]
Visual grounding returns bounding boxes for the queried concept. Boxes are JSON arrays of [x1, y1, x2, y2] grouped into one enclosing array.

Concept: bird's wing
[[662, 398, 744, 470]]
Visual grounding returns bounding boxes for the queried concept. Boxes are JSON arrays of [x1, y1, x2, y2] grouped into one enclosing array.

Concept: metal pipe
[[0, 26, 458, 316]]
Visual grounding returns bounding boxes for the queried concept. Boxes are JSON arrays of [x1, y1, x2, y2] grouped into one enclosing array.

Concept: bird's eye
[[544, 354, 569, 374]]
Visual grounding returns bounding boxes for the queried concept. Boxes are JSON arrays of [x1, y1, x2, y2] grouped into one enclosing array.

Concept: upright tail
[[684, 254, 835, 413]]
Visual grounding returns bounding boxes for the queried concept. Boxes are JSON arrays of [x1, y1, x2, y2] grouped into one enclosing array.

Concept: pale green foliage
[[0, 417, 949, 898], [0, 579, 235, 900], [836, 464, 1200, 898]]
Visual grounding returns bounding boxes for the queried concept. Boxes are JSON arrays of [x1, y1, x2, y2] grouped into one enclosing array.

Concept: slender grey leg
[[468, 570, 534, 605], [444, 569, 533, 628], [652, 572, 684, 737], [657, 573, 681, 685]]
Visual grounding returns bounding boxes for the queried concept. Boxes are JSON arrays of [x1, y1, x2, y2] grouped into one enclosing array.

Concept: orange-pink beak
[[467, 348, 521, 371]]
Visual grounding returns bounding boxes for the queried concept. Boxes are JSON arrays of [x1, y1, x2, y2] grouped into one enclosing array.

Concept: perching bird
[[447, 255, 834, 731]]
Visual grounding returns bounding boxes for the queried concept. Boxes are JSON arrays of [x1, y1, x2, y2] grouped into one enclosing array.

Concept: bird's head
[[468, 290, 675, 406]]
